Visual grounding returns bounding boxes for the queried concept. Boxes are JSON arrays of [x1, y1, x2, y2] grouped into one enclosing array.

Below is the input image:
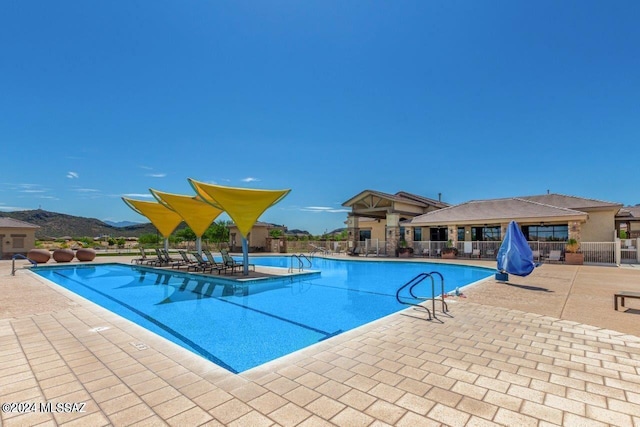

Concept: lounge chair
[[172, 250, 199, 270], [546, 250, 562, 263], [132, 247, 148, 264], [162, 249, 180, 264], [463, 242, 473, 258], [203, 250, 227, 274], [310, 244, 329, 256], [145, 248, 166, 266], [532, 250, 540, 262], [347, 246, 361, 256], [471, 249, 481, 258], [220, 249, 255, 273], [190, 252, 217, 273]]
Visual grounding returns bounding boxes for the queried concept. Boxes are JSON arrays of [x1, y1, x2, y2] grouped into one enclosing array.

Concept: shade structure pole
[[196, 237, 202, 255], [242, 237, 249, 276], [164, 238, 169, 252]]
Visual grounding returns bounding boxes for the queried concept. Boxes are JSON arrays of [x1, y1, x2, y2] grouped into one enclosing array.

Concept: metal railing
[[12, 254, 37, 275], [289, 254, 312, 272]]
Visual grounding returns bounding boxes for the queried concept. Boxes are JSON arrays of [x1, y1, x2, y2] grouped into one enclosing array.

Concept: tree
[[139, 233, 161, 245], [176, 227, 197, 242], [269, 229, 283, 238], [204, 220, 231, 244]]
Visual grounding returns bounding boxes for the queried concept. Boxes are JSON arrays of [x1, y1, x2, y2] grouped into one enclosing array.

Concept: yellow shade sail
[[189, 179, 291, 238], [150, 189, 224, 237], [122, 198, 184, 238]]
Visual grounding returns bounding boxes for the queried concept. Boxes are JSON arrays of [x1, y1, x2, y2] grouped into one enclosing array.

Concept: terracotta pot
[[28, 249, 51, 263], [442, 252, 457, 259], [565, 252, 583, 265], [52, 248, 75, 263], [75, 248, 96, 262]]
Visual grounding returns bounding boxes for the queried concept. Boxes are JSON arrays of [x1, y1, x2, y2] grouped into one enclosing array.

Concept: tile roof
[[342, 189, 449, 208], [617, 206, 640, 219], [516, 193, 622, 209], [406, 197, 588, 225], [0, 217, 40, 228]]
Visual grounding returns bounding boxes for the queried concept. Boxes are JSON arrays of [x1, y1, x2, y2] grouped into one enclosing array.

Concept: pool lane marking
[[153, 277, 339, 337], [52, 271, 239, 374]]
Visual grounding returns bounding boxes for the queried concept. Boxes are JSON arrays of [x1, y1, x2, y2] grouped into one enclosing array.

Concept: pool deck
[[2, 254, 640, 426]]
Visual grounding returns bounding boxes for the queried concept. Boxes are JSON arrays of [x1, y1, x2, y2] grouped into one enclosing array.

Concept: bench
[[614, 291, 640, 311]]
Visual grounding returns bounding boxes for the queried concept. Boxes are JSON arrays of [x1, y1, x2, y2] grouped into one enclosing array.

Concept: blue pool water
[[33, 257, 493, 373]]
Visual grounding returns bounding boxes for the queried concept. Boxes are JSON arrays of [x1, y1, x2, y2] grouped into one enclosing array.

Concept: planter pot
[[396, 248, 414, 258], [28, 249, 51, 264], [76, 248, 96, 262], [442, 252, 457, 259], [52, 248, 75, 263], [565, 252, 584, 265]]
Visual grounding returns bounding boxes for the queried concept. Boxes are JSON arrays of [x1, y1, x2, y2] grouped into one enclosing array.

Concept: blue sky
[[1, 1, 638, 235]]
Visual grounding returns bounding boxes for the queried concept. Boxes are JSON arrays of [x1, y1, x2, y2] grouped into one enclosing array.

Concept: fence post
[[637, 238, 640, 263], [615, 239, 621, 266]]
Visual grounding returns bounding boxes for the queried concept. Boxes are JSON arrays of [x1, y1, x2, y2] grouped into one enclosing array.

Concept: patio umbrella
[[188, 179, 291, 275], [122, 198, 184, 251], [496, 220, 536, 279], [150, 189, 224, 254]]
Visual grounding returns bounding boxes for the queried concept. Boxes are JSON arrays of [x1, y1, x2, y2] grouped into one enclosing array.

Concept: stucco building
[[0, 217, 40, 259], [343, 191, 624, 254]]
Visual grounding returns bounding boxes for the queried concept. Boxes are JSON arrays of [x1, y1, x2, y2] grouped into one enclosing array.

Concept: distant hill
[[104, 220, 142, 227], [0, 209, 318, 240], [0, 209, 158, 239]]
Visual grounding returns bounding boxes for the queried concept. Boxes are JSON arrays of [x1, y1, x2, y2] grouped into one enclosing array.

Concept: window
[[430, 227, 447, 241], [522, 225, 568, 241], [359, 230, 371, 241], [12, 237, 25, 249], [472, 226, 500, 241], [414, 228, 422, 241], [457, 227, 465, 241]]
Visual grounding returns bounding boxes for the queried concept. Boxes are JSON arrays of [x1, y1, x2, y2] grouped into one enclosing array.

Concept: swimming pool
[[33, 257, 493, 373]]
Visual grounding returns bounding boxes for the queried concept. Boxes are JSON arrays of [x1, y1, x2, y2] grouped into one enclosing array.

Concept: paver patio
[[1, 255, 639, 426]]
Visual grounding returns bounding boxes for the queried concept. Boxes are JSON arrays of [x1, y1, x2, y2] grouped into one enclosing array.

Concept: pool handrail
[[410, 271, 448, 315], [12, 254, 38, 276], [289, 254, 312, 272], [396, 273, 434, 320]]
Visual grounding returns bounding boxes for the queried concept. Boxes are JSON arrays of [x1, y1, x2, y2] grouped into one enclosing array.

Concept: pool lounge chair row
[[169, 249, 254, 275]]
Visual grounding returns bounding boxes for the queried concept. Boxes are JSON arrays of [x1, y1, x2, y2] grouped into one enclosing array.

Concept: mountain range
[[0, 209, 325, 239], [1, 209, 159, 239]]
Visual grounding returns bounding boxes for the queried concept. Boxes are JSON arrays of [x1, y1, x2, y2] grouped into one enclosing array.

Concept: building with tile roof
[[342, 191, 625, 254], [616, 206, 640, 238], [0, 217, 40, 259]]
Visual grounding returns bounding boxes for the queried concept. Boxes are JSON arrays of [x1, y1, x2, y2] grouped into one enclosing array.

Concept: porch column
[[347, 215, 359, 249], [569, 221, 582, 241], [386, 212, 400, 252], [448, 225, 457, 245], [500, 223, 509, 240]]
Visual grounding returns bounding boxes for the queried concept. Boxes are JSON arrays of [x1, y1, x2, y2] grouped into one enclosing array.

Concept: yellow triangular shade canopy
[[122, 198, 184, 238], [150, 189, 224, 238], [189, 179, 291, 238]]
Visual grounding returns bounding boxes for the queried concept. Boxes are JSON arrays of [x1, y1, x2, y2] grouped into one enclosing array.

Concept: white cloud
[[74, 188, 100, 193], [302, 206, 350, 213], [0, 205, 28, 211], [122, 193, 154, 198], [241, 177, 260, 183], [146, 173, 167, 178], [67, 171, 79, 179]]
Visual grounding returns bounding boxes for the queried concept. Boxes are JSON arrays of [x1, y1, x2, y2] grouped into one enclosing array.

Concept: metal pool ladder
[[396, 271, 448, 321], [289, 254, 312, 272], [12, 254, 37, 276]]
